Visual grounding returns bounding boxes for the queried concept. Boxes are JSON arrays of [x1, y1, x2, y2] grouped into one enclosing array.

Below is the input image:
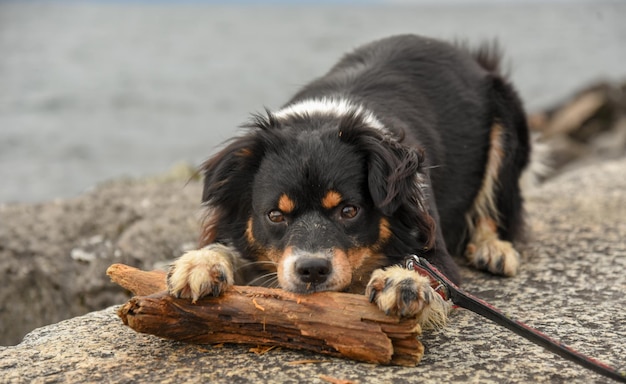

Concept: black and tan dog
[[167, 34, 530, 328]]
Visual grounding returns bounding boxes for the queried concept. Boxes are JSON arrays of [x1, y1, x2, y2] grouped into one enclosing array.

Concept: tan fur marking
[[258, 249, 281, 266], [464, 122, 521, 276], [278, 194, 296, 213], [246, 218, 280, 271], [465, 122, 505, 234], [322, 190, 342, 210], [465, 217, 520, 276], [480, 217, 498, 233], [331, 248, 360, 292], [377, 218, 392, 246], [347, 249, 387, 293], [246, 217, 256, 245], [264, 248, 283, 264], [328, 218, 393, 293], [235, 148, 253, 157], [346, 248, 371, 270]]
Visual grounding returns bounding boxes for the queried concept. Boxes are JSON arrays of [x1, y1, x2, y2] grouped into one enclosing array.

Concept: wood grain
[[107, 263, 424, 366]]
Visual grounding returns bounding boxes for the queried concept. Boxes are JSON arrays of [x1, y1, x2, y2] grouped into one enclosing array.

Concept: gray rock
[[0, 174, 202, 346], [1, 157, 625, 383]]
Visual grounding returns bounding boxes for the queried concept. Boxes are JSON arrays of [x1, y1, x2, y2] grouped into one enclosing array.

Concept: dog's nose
[[295, 258, 332, 285]]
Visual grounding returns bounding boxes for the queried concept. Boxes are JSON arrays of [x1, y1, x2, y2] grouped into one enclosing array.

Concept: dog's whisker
[[238, 260, 277, 268], [247, 272, 279, 287], [235, 260, 277, 273], [262, 276, 280, 289]]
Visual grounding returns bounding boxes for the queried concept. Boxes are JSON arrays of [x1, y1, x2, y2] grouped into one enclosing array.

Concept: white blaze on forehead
[[273, 97, 388, 132]]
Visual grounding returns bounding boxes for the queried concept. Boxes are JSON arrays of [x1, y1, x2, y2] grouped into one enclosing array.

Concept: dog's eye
[[340, 205, 359, 220], [268, 210, 286, 223]]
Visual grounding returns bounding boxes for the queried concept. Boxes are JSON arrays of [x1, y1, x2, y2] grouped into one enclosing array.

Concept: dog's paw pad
[[466, 239, 520, 276], [167, 246, 234, 302]]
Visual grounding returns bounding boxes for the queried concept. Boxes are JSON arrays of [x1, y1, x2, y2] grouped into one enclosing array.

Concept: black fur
[[199, 34, 529, 288]]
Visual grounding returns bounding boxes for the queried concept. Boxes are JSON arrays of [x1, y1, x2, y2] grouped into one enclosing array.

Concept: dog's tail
[[460, 39, 506, 76], [472, 40, 504, 74], [464, 40, 553, 191], [470, 40, 553, 190]]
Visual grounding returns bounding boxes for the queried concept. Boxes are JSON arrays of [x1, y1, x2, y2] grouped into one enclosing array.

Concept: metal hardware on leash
[[405, 255, 625, 383]]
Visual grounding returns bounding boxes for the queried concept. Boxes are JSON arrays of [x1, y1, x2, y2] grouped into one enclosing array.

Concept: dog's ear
[[199, 113, 281, 246], [366, 138, 421, 213], [339, 118, 436, 248], [201, 135, 262, 204], [368, 137, 436, 249], [199, 133, 265, 246]]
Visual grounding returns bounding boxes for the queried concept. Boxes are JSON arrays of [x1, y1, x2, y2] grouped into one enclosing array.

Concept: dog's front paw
[[365, 266, 449, 328], [167, 244, 235, 303]]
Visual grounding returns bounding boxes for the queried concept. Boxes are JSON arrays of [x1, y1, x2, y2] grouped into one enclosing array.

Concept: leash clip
[[404, 255, 451, 301]]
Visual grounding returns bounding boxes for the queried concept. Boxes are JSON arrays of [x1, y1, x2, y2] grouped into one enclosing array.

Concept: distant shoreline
[[1, 1, 624, 203]]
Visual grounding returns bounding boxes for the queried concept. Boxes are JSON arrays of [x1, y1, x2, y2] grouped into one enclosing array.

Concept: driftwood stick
[[107, 263, 424, 366], [106, 263, 167, 296]]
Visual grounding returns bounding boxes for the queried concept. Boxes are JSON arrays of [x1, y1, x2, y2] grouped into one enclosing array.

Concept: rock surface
[[0, 169, 202, 346], [1, 156, 625, 383]]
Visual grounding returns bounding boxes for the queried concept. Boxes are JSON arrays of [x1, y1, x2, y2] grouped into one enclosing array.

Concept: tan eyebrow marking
[[278, 193, 296, 213], [236, 148, 253, 157], [322, 190, 342, 210]]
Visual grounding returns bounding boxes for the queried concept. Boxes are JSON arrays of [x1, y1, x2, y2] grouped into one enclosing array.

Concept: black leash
[[405, 255, 626, 383]]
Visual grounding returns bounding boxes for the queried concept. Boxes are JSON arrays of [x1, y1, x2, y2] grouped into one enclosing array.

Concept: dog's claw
[[400, 282, 418, 304], [369, 289, 377, 303]]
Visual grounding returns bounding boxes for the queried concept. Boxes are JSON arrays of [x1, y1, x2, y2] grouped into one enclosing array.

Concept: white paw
[[167, 244, 235, 302], [466, 238, 520, 277], [365, 266, 449, 328]]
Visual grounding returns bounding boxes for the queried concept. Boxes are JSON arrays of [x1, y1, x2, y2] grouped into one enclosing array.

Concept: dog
[[167, 34, 530, 328]]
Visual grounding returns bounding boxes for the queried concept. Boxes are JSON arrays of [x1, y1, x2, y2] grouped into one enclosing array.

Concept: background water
[[1, 0, 625, 203]]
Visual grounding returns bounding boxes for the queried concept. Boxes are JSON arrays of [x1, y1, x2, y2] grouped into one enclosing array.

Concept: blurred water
[[0, 1, 625, 203]]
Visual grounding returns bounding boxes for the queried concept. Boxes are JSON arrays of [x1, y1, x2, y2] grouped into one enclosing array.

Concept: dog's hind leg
[[464, 121, 522, 276], [465, 217, 520, 276]]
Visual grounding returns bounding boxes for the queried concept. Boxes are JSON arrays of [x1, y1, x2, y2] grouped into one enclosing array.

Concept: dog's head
[[200, 105, 435, 293]]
